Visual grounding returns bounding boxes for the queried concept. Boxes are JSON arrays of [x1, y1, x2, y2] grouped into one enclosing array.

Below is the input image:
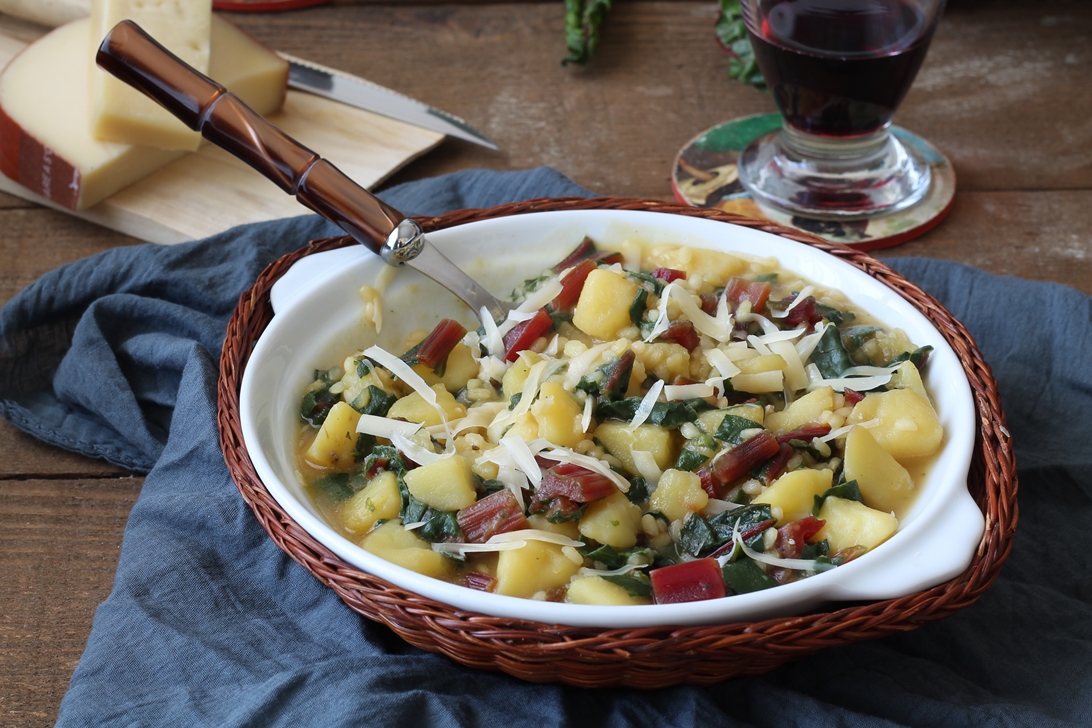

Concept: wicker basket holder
[[218, 197, 1018, 688]]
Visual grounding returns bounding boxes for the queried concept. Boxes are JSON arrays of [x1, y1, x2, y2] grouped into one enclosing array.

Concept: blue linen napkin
[[2, 167, 1089, 727]]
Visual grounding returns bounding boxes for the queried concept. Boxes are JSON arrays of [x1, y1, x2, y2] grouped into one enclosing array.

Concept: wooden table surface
[[1, 0, 1088, 723]]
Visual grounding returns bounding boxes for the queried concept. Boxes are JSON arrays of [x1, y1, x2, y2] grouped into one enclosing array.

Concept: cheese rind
[[0, 17, 288, 210], [89, 0, 212, 150]]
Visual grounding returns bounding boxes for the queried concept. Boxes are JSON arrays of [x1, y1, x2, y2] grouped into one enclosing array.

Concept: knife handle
[[95, 19, 404, 254]]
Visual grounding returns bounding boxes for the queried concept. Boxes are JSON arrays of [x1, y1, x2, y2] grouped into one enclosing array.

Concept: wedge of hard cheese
[[0, 16, 287, 210], [89, 0, 212, 151]]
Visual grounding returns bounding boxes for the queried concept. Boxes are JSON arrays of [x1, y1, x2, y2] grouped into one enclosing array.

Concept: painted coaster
[[672, 114, 955, 251], [213, 0, 329, 11]]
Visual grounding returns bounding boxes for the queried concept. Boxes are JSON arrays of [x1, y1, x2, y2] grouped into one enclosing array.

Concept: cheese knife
[[0, 0, 498, 149]]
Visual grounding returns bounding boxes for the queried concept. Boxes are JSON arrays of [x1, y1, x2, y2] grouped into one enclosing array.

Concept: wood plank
[[230, 1, 1092, 201], [882, 190, 1092, 296], [0, 207, 141, 306], [0, 476, 143, 727]]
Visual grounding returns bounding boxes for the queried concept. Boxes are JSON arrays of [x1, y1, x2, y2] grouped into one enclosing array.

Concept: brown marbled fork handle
[[96, 20, 513, 320]]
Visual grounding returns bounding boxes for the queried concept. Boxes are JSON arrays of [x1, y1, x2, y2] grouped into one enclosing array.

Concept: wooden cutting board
[[0, 14, 444, 244]]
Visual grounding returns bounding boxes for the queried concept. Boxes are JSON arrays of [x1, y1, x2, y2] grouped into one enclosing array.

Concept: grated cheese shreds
[[819, 418, 880, 443], [487, 529, 584, 547], [704, 347, 741, 379], [578, 564, 643, 578], [627, 379, 664, 431], [356, 414, 421, 439], [795, 321, 828, 361], [500, 433, 544, 487], [631, 449, 662, 485], [432, 529, 585, 558], [735, 310, 780, 335], [747, 334, 772, 356], [808, 373, 892, 393], [644, 285, 673, 342], [537, 447, 630, 491], [730, 520, 824, 572], [562, 342, 614, 391], [517, 277, 563, 314], [449, 402, 507, 435], [664, 382, 715, 401], [768, 339, 809, 392], [391, 431, 448, 465], [495, 464, 528, 511], [702, 498, 743, 516], [672, 283, 733, 340], [843, 364, 900, 377], [478, 306, 505, 358], [581, 395, 594, 434], [755, 326, 808, 345], [769, 285, 815, 319], [363, 345, 437, 411]]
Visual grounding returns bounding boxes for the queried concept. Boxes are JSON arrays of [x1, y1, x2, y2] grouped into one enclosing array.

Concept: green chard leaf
[[811, 324, 855, 379], [562, 0, 613, 66], [722, 558, 777, 594], [350, 385, 396, 417], [713, 414, 764, 444], [580, 543, 654, 570], [629, 288, 649, 326], [674, 448, 709, 472], [716, 0, 765, 89], [811, 479, 863, 517], [887, 345, 934, 370], [601, 572, 653, 598], [595, 397, 713, 428]]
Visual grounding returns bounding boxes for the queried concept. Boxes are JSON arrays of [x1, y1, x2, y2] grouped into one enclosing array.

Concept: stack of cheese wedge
[[0, 0, 288, 210]]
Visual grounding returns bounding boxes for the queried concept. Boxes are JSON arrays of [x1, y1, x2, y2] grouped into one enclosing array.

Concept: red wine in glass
[[737, 0, 945, 217], [748, 0, 939, 137]]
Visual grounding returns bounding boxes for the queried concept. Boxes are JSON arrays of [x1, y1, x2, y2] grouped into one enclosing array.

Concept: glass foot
[[737, 125, 932, 220]]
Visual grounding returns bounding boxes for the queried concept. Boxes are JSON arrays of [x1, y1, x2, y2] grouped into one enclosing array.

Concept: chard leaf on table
[[562, 0, 613, 66], [716, 0, 765, 88]]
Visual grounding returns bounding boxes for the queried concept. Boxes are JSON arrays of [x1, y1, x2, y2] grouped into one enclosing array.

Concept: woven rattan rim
[[217, 197, 1018, 688]]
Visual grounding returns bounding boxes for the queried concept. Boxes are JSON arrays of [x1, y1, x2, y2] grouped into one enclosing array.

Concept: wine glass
[[736, 0, 946, 219]]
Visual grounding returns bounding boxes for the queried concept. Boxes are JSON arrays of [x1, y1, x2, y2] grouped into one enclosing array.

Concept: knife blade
[[0, 0, 497, 149], [283, 54, 497, 150]]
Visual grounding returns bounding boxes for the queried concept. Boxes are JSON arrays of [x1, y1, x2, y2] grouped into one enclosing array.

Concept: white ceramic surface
[[240, 209, 983, 628]]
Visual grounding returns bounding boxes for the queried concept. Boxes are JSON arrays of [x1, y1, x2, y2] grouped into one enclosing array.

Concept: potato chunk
[[531, 381, 584, 448], [815, 497, 898, 553], [751, 467, 834, 525], [502, 352, 541, 400], [643, 245, 746, 287], [360, 519, 454, 580], [340, 470, 401, 534], [696, 404, 765, 435], [402, 454, 478, 511], [843, 426, 915, 516], [495, 540, 581, 598], [566, 576, 651, 605], [304, 401, 361, 469], [764, 386, 835, 434], [594, 421, 679, 475], [847, 388, 943, 460], [888, 360, 931, 403], [578, 492, 643, 548], [650, 469, 709, 523], [413, 342, 479, 392], [386, 384, 466, 426], [572, 269, 640, 340]]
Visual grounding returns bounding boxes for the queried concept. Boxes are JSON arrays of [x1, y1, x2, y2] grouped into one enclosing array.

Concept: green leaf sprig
[[715, 0, 765, 88], [562, 0, 613, 66]]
